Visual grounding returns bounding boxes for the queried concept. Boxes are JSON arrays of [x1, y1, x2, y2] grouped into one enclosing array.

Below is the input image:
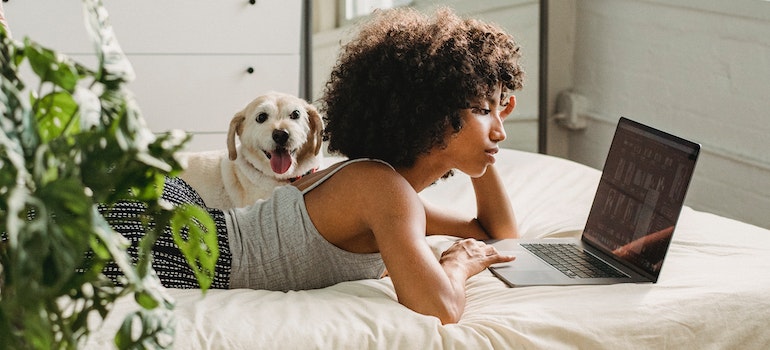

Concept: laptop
[[488, 117, 700, 287]]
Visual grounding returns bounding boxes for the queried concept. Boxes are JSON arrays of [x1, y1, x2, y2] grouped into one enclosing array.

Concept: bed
[[85, 148, 770, 349]]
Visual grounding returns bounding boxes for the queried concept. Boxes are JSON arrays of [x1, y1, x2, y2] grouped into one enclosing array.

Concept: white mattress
[[86, 149, 770, 349]]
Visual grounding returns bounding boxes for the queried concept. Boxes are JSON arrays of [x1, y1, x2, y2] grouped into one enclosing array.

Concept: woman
[[104, 7, 524, 325]]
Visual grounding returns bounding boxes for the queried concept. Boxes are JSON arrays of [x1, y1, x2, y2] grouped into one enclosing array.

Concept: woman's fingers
[[449, 238, 514, 263], [484, 244, 515, 263], [440, 239, 515, 278]]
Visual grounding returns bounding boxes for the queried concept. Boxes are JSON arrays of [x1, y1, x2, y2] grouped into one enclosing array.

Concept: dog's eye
[[290, 110, 301, 120], [256, 112, 268, 123]]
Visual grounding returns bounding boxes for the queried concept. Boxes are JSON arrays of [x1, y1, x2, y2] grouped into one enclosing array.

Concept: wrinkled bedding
[[87, 149, 770, 349]]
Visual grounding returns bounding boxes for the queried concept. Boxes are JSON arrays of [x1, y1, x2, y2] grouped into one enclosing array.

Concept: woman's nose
[[491, 114, 506, 142]]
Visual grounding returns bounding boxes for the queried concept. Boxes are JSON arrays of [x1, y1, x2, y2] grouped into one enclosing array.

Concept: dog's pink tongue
[[270, 149, 292, 174]]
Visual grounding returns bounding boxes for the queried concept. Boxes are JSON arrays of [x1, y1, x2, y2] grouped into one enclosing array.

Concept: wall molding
[[584, 115, 770, 172], [639, 0, 770, 22]]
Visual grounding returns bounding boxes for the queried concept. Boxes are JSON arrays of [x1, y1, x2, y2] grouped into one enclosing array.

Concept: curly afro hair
[[320, 7, 524, 167]]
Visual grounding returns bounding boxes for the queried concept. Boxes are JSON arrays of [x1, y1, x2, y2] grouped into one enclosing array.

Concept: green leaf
[[1, 35, 39, 157], [34, 178, 95, 291], [23, 38, 81, 92], [2, 0, 217, 348], [134, 289, 161, 310], [34, 90, 80, 143], [114, 309, 175, 350], [169, 204, 219, 291], [82, 0, 135, 85]]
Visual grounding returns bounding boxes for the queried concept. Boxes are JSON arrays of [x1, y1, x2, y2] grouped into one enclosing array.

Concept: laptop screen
[[582, 117, 700, 280]]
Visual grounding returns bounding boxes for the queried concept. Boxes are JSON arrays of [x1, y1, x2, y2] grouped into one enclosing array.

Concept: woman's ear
[[500, 95, 516, 119]]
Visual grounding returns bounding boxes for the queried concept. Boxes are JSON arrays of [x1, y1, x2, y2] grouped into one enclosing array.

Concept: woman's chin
[[464, 165, 489, 178]]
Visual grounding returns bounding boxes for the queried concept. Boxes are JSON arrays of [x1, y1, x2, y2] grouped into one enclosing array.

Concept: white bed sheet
[[86, 149, 770, 349]]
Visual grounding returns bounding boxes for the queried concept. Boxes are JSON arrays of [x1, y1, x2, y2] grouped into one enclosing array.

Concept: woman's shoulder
[[328, 160, 424, 228], [299, 158, 422, 240], [305, 158, 412, 198], [334, 158, 394, 171], [331, 159, 406, 189], [338, 158, 395, 172]]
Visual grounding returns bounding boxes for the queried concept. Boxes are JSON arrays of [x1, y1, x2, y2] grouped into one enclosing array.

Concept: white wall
[[556, 0, 770, 229], [3, 0, 304, 152]]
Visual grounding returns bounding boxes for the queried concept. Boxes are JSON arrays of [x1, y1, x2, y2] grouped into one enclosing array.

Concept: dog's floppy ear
[[305, 103, 324, 156], [227, 111, 246, 160]]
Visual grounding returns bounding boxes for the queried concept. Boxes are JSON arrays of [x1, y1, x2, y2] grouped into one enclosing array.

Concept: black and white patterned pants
[[98, 177, 232, 289]]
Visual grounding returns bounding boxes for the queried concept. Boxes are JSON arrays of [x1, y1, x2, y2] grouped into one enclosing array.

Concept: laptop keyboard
[[522, 243, 628, 279]]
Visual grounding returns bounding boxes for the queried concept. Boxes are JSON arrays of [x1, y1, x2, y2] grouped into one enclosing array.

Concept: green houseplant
[[0, 0, 219, 348]]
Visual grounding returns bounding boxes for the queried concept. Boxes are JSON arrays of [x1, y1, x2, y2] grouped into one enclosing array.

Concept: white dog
[[178, 92, 324, 209]]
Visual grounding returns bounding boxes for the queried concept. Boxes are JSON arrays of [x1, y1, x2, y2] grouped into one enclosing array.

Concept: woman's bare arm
[[422, 199, 490, 240], [363, 170, 513, 324], [470, 164, 518, 239], [423, 164, 518, 240]]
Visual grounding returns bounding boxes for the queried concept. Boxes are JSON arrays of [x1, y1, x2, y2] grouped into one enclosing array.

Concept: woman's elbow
[[473, 218, 519, 239], [432, 301, 464, 325], [405, 299, 463, 325], [438, 310, 462, 325]]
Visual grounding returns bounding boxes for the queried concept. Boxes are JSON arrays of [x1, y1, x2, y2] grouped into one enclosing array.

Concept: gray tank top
[[224, 158, 389, 291]]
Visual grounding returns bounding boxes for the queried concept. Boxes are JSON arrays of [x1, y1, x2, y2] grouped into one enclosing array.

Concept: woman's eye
[[471, 107, 491, 115], [256, 112, 268, 123]]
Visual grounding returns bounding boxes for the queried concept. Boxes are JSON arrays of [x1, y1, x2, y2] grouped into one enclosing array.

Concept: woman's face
[[442, 84, 515, 177]]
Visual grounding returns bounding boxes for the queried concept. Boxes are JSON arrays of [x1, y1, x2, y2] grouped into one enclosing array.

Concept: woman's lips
[[485, 147, 499, 162]]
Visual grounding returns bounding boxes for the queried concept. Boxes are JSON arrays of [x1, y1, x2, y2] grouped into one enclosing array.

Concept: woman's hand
[[439, 238, 515, 278]]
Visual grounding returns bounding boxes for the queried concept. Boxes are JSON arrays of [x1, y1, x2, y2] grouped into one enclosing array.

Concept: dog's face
[[227, 92, 323, 180]]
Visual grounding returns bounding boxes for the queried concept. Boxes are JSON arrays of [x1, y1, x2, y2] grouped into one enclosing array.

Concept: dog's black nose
[[272, 129, 290, 145]]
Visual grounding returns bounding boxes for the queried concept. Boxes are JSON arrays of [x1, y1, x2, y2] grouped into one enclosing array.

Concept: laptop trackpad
[[495, 248, 548, 268], [489, 264, 568, 286], [489, 248, 574, 286]]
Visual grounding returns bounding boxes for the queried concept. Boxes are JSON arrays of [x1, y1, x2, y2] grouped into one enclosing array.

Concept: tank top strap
[[300, 158, 394, 194]]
